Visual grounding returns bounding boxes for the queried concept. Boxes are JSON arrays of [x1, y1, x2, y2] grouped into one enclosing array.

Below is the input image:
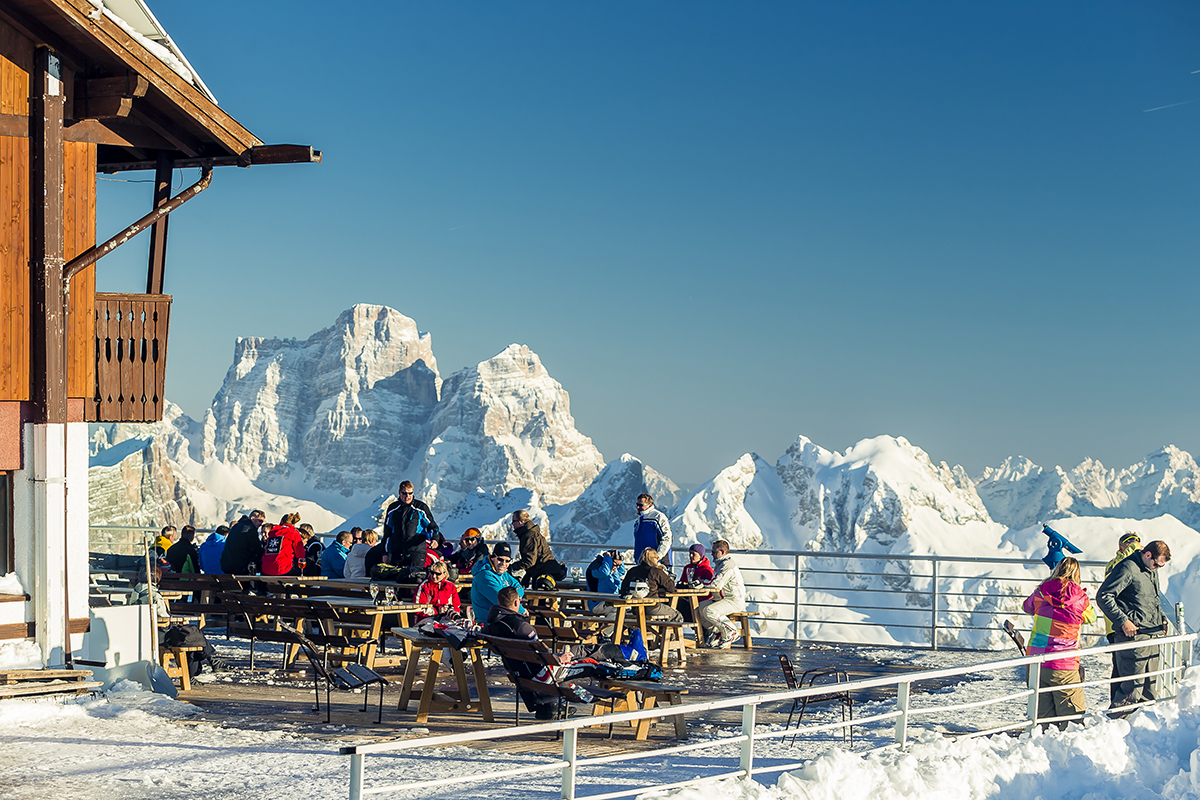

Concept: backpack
[[369, 563, 405, 582]]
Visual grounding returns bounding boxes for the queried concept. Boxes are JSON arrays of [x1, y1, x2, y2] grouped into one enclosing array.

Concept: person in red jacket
[[261, 512, 305, 576], [680, 543, 715, 584], [414, 561, 460, 621]]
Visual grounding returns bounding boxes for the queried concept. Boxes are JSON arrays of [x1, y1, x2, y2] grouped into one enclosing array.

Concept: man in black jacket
[[1097, 540, 1172, 711], [382, 481, 440, 572], [220, 510, 266, 574]]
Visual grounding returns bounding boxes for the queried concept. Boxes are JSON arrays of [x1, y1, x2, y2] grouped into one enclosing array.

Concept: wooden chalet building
[[0, 0, 318, 665]]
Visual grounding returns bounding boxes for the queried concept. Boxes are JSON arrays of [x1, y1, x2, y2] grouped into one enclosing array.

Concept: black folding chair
[[278, 622, 389, 723], [780, 655, 854, 745]]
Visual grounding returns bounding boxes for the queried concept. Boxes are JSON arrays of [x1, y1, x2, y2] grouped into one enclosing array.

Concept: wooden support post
[[146, 151, 172, 294], [30, 47, 66, 424]]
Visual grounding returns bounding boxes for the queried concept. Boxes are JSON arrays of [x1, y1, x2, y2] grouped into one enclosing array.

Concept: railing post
[[348, 753, 364, 800], [1026, 659, 1041, 732], [562, 727, 578, 800], [930, 558, 939, 650], [894, 679, 910, 747], [1178, 603, 1189, 670], [793, 554, 801, 645], [740, 703, 756, 778]]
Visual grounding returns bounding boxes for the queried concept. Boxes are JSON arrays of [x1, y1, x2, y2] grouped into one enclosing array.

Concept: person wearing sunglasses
[[471, 541, 524, 623], [381, 480, 441, 574]]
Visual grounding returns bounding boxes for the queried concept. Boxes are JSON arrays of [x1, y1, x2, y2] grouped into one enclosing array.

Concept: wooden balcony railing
[[87, 293, 172, 423]]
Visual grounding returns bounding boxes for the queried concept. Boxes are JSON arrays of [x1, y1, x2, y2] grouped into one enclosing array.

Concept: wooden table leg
[[471, 648, 494, 722], [398, 646, 422, 711], [668, 693, 688, 740], [612, 606, 628, 645], [449, 648, 470, 702], [634, 694, 657, 741], [416, 646, 443, 723]]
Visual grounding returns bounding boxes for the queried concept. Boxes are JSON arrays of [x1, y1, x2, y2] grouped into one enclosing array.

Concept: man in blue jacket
[[197, 526, 228, 574], [472, 542, 524, 622], [632, 494, 674, 572], [321, 530, 352, 578]]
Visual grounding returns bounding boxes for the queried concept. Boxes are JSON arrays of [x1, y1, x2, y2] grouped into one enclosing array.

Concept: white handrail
[[343, 631, 1197, 800]]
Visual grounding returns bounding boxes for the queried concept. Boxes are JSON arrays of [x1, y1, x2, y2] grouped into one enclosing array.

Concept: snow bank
[[663, 667, 1200, 800]]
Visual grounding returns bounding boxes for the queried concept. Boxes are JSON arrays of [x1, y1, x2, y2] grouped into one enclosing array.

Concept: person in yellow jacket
[[1101, 532, 1141, 702]]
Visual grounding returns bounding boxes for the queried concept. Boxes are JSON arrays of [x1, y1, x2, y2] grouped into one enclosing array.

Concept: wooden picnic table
[[303, 596, 421, 668], [391, 626, 494, 724], [524, 589, 661, 652]]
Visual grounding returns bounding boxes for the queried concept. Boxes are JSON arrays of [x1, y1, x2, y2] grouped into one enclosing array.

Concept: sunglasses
[[494, 557, 511, 564]]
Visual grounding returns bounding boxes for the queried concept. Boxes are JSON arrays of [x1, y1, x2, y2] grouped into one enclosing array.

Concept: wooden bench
[[159, 574, 240, 629], [644, 620, 693, 667], [159, 646, 204, 691], [596, 679, 689, 741], [478, 633, 622, 726], [728, 611, 758, 649]]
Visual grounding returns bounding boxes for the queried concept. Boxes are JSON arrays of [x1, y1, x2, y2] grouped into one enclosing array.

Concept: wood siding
[[0, 17, 96, 403]]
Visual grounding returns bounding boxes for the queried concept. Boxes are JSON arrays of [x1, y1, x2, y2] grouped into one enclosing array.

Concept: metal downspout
[[63, 167, 213, 283]]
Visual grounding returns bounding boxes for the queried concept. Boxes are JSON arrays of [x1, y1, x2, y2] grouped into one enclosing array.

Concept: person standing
[[221, 510, 266, 574], [1097, 540, 1172, 713], [471, 542, 524, 623], [165, 526, 201, 574], [321, 531, 352, 578], [382, 481, 440, 573], [1022, 557, 1095, 729], [261, 513, 305, 576], [699, 540, 747, 648], [1101, 532, 1142, 702], [632, 494, 673, 572], [511, 510, 566, 586], [197, 525, 228, 574]]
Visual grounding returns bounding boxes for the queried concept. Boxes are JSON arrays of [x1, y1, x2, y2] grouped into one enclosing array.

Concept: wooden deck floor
[[176, 636, 970, 757]]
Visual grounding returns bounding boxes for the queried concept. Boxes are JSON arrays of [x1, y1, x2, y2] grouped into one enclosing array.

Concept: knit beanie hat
[[1119, 532, 1141, 548], [689, 543, 706, 557]]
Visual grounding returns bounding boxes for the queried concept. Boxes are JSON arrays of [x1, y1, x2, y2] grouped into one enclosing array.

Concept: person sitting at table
[[299, 523, 323, 576], [451, 528, 489, 575], [415, 561, 461, 621], [472, 541, 524, 622], [262, 513, 305, 576], [344, 530, 378, 579], [485, 587, 650, 713], [166, 526, 201, 574], [510, 510, 567, 587], [585, 549, 626, 611], [321, 530, 352, 578], [680, 543, 714, 585], [197, 525, 228, 575], [131, 562, 229, 676], [619, 549, 683, 622], [699, 539, 747, 649]]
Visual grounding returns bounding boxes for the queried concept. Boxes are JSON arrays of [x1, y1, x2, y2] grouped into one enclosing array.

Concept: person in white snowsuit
[[699, 539, 747, 648]]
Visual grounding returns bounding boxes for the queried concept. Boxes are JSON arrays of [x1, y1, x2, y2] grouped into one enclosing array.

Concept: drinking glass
[[368, 583, 380, 605], [384, 585, 396, 605]]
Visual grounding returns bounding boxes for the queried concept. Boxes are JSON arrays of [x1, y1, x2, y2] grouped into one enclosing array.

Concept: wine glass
[[368, 583, 380, 605], [384, 585, 396, 605]]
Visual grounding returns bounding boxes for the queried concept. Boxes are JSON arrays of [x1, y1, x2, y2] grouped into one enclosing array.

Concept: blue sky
[[95, 2, 1200, 486]]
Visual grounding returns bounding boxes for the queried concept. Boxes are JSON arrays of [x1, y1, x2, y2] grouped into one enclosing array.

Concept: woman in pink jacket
[[1022, 557, 1096, 729]]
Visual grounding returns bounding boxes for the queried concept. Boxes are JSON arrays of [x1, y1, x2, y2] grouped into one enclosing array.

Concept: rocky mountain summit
[[90, 305, 649, 531], [973, 446, 1200, 530]]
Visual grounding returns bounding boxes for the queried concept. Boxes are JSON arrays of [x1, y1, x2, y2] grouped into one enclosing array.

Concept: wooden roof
[[0, 0, 319, 171]]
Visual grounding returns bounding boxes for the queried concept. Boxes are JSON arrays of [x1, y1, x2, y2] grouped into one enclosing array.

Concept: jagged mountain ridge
[[974, 446, 1200, 530], [89, 305, 675, 531]]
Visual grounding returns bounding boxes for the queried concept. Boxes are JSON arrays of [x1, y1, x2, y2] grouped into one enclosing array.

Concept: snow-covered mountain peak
[[414, 344, 606, 512]]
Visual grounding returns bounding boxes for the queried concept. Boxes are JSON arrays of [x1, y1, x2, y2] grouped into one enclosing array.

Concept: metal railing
[[90, 528, 1178, 651], [548, 543, 1121, 650], [340, 630, 1196, 800]]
